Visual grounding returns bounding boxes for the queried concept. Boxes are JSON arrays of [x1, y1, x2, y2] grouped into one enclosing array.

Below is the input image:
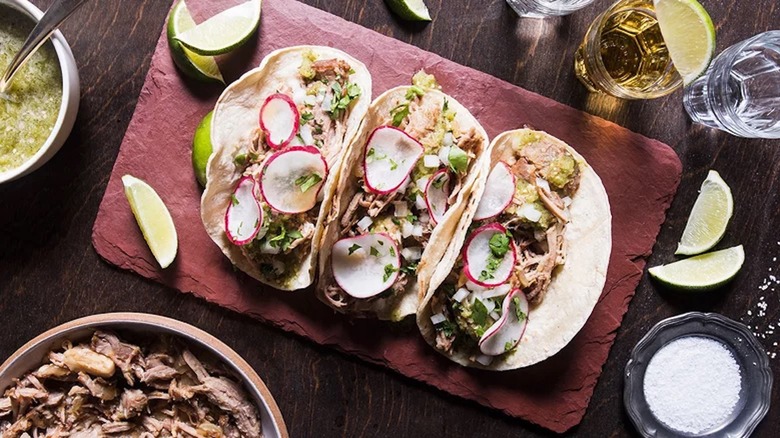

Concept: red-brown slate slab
[[91, 0, 682, 432]]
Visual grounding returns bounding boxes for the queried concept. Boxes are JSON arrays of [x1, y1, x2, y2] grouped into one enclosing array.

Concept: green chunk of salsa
[[0, 6, 62, 173]]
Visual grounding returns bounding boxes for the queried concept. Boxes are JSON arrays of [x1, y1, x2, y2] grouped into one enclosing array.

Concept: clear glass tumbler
[[506, 0, 597, 18], [684, 31, 780, 139]]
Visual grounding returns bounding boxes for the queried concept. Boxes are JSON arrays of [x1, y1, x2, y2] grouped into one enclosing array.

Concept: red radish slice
[[331, 233, 401, 298], [363, 126, 424, 194], [259, 94, 300, 150], [463, 223, 516, 287], [478, 289, 529, 356], [474, 162, 515, 221], [260, 146, 328, 214], [225, 176, 263, 246], [425, 169, 450, 225]]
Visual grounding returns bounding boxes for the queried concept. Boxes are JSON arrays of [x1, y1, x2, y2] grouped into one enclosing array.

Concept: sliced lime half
[[192, 111, 214, 187], [385, 0, 431, 21], [654, 0, 716, 85], [676, 170, 733, 256], [167, 0, 224, 84], [649, 245, 744, 291], [122, 175, 178, 269], [175, 0, 262, 56]]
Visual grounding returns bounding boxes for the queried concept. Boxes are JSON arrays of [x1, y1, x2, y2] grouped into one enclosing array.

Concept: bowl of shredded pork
[[0, 313, 288, 438]]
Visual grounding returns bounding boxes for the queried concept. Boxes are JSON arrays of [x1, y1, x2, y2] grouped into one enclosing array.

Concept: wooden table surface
[[2, 0, 779, 436]]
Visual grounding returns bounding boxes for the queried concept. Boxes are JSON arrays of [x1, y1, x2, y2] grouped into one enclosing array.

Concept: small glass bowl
[[624, 312, 773, 437]]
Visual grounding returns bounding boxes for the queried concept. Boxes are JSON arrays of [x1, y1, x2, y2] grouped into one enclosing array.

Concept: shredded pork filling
[[0, 331, 262, 438]]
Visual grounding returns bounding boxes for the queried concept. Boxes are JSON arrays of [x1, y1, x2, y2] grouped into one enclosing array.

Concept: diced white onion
[[430, 313, 447, 325], [260, 241, 280, 255], [438, 146, 451, 166], [321, 94, 332, 111], [419, 213, 430, 224], [292, 87, 306, 106], [520, 204, 542, 222], [396, 176, 412, 193], [357, 216, 373, 230], [415, 193, 427, 210], [401, 246, 423, 261], [299, 124, 315, 145], [402, 221, 414, 238], [562, 196, 572, 207], [453, 288, 470, 303], [489, 311, 500, 321], [412, 224, 424, 237], [475, 355, 494, 365], [423, 154, 440, 168], [416, 175, 431, 191], [393, 202, 409, 218], [443, 132, 454, 148], [536, 178, 550, 192], [481, 283, 512, 299], [303, 95, 317, 106]]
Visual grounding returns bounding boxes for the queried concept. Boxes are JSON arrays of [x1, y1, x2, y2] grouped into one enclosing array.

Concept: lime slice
[[167, 0, 224, 84], [654, 0, 716, 85], [385, 0, 431, 21], [676, 170, 733, 255], [122, 175, 178, 269], [649, 246, 744, 291], [192, 111, 214, 187], [175, 0, 262, 56]]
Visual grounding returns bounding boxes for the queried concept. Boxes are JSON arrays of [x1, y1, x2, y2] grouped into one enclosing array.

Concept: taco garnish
[[317, 71, 489, 320], [201, 46, 372, 291], [418, 129, 611, 369]]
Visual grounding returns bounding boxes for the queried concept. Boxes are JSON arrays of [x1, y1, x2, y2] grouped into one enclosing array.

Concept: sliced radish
[[463, 223, 516, 287], [225, 176, 263, 246], [259, 94, 299, 150], [425, 169, 450, 225], [363, 126, 424, 194], [479, 289, 529, 356], [259, 146, 328, 214], [331, 233, 401, 298], [474, 162, 515, 221]]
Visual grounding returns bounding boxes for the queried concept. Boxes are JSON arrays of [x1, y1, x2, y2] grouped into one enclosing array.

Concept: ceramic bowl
[[0, 0, 80, 183], [0, 313, 289, 438]]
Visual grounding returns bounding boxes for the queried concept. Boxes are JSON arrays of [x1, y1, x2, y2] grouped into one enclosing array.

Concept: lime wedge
[[122, 175, 178, 269], [676, 170, 733, 255], [192, 111, 214, 187], [649, 246, 744, 291], [654, 0, 716, 85], [167, 0, 224, 84], [175, 0, 262, 56], [385, 0, 431, 21]]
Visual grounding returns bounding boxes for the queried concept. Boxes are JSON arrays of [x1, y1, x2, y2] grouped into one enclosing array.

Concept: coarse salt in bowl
[[624, 312, 772, 437]]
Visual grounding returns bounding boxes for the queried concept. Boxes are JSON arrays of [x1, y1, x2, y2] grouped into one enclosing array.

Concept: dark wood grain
[[1, 0, 778, 436]]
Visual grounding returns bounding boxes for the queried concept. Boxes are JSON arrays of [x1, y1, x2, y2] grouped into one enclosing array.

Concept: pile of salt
[[643, 336, 742, 434]]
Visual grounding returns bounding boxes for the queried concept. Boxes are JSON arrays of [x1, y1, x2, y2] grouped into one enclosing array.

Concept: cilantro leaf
[[294, 173, 323, 193], [383, 264, 398, 282], [230, 194, 240, 206], [348, 244, 361, 255], [390, 103, 410, 127], [370, 246, 380, 257]]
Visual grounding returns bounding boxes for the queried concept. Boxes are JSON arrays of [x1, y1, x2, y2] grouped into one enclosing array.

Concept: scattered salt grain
[[643, 336, 741, 434]]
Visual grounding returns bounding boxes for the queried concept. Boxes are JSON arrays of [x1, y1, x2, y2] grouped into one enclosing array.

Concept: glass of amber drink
[[574, 0, 682, 99]]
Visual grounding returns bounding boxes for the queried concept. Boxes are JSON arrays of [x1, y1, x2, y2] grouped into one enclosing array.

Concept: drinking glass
[[573, 0, 682, 99], [684, 31, 780, 139], [506, 0, 597, 18]]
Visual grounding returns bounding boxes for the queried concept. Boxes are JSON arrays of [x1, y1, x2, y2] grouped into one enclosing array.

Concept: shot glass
[[506, 0, 597, 18], [573, 0, 683, 99], [684, 31, 780, 139]]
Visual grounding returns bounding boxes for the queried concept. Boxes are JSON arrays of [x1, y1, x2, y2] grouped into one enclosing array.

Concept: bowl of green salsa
[[0, 0, 79, 183]]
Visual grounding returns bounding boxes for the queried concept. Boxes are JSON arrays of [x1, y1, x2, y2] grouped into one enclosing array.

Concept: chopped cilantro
[[489, 232, 510, 257], [405, 85, 425, 100], [234, 154, 248, 166], [370, 246, 380, 257], [472, 299, 488, 326], [267, 225, 304, 251], [436, 320, 457, 338], [392, 217, 401, 226], [513, 297, 526, 321], [328, 82, 362, 119], [432, 174, 448, 189], [442, 98, 449, 113], [406, 213, 417, 223], [230, 194, 240, 206], [390, 103, 410, 127], [294, 173, 323, 193], [389, 158, 398, 171], [504, 341, 515, 352], [348, 244, 361, 255], [400, 261, 418, 275], [389, 246, 396, 257], [383, 264, 398, 282], [300, 111, 314, 124]]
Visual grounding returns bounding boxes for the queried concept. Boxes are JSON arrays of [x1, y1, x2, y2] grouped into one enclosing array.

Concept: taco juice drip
[[317, 73, 489, 320], [418, 129, 612, 369]]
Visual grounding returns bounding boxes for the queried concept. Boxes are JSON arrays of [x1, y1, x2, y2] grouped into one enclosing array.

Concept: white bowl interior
[[0, 0, 80, 183], [0, 319, 287, 438]]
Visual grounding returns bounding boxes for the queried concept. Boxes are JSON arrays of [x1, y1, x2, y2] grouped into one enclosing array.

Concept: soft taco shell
[[201, 46, 372, 291], [316, 87, 489, 320], [417, 129, 612, 369]]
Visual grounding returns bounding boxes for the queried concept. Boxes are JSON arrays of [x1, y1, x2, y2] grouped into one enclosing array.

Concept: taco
[[316, 72, 489, 321], [201, 46, 372, 291], [417, 129, 611, 369]]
